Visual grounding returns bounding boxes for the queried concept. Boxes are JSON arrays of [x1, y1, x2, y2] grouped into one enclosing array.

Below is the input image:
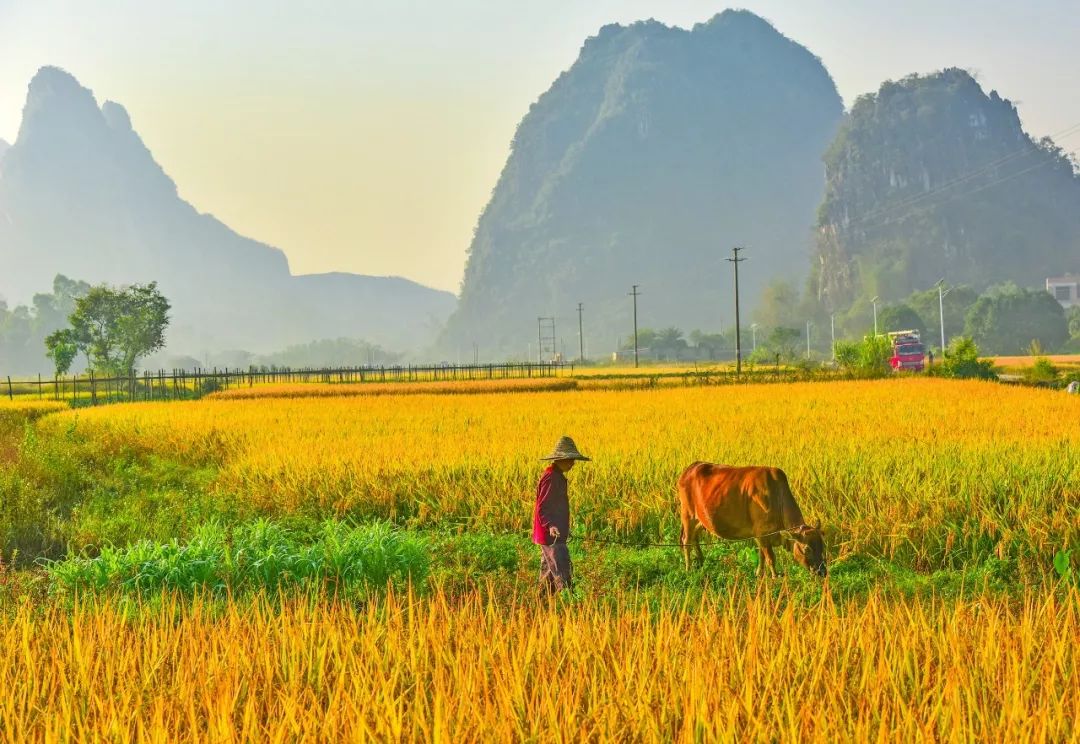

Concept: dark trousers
[[539, 543, 572, 593]]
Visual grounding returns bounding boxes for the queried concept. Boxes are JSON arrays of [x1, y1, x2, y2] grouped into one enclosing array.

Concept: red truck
[[888, 330, 925, 372]]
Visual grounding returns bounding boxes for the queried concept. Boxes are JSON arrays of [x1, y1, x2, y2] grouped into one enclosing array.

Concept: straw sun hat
[[541, 436, 591, 462]]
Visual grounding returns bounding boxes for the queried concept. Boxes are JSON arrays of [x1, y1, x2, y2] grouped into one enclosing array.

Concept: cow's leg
[[680, 508, 692, 571], [756, 539, 777, 578], [681, 521, 704, 571], [679, 485, 701, 571]]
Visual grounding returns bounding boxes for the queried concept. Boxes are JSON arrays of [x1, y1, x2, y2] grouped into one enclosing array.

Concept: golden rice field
[[38, 377, 1080, 569], [0, 399, 67, 414], [2, 589, 1077, 742], [205, 371, 796, 401], [0, 400, 67, 462], [4, 377, 1080, 742], [989, 354, 1080, 368], [208, 377, 578, 400]]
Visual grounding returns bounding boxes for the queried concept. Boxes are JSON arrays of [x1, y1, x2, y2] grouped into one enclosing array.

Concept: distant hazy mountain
[[0, 138, 9, 162], [0, 67, 455, 360], [813, 68, 1080, 309], [442, 10, 843, 356]]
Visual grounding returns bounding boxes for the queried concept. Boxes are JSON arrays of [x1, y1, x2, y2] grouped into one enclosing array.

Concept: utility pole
[[537, 317, 543, 364], [577, 302, 585, 363], [830, 314, 836, 361], [727, 246, 746, 375], [871, 296, 880, 337], [936, 279, 950, 352], [629, 285, 641, 368]]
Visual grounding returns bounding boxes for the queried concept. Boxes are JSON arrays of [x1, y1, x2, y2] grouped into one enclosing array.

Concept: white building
[[1047, 275, 1080, 308]]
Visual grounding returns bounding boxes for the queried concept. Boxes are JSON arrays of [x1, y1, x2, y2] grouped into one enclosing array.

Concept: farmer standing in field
[[533, 436, 590, 593]]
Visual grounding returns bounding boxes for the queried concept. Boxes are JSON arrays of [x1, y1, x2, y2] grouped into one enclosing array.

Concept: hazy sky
[[2, 1, 1078, 293]]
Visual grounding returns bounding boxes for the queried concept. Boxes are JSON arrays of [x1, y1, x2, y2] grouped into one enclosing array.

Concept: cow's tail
[[677, 462, 703, 513], [678, 461, 704, 487]]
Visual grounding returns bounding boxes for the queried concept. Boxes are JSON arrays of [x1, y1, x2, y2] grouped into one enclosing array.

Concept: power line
[[838, 119, 1080, 232], [864, 154, 1070, 235]]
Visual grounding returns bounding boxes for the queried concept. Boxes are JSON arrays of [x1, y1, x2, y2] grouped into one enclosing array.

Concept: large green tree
[[876, 304, 927, 337], [45, 282, 170, 375], [688, 330, 728, 360], [753, 280, 803, 330], [652, 327, 688, 360], [762, 327, 802, 361], [1068, 306, 1080, 339], [963, 286, 1068, 354], [906, 285, 979, 344], [0, 274, 90, 375]]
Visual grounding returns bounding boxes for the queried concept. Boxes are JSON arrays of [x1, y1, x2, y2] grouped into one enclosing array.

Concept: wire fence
[[2, 361, 889, 407], [2, 362, 571, 405]]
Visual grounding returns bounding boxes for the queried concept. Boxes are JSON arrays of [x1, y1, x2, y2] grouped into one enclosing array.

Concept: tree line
[[5, 272, 1078, 375], [1, 274, 400, 377], [754, 279, 1080, 356]]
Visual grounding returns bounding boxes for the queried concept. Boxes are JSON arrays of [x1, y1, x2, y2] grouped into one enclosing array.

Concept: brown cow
[[678, 462, 827, 577]]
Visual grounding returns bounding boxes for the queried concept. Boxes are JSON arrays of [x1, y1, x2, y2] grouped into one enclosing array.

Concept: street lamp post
[[577, 302, 585, 363], [936, 279, 951, 352], [830, 314, 836, 361], [871, 296, 880, 336]]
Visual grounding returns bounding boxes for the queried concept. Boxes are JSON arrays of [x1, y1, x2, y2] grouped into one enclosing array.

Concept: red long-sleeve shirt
[[532, 466, 570, 545]]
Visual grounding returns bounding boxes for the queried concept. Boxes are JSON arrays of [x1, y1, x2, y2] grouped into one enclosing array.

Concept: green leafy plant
[[940, 337, 996, 380], [44, 519, 429, 597], [1027, 357, 1057, 383], [1053, 549, 1075, 584], [833, 334, 891, 376]]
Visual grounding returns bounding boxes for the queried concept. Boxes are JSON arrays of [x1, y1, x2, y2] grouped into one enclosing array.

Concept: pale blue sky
[[2, 1, 1078, 291]]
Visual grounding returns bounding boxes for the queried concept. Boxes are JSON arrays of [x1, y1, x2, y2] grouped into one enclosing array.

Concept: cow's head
[[790, 523, 827, 578]]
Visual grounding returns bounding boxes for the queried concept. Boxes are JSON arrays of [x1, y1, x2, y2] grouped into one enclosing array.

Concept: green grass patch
[[31, 520, 1063, 607], [45, 519, 428, 599]]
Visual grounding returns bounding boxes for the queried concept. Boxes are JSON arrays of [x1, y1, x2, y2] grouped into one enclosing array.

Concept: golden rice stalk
[[0, 587, 1076, 743]]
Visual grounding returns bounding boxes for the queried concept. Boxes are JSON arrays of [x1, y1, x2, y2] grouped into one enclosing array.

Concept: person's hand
[[548, 526, 560, 541]]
